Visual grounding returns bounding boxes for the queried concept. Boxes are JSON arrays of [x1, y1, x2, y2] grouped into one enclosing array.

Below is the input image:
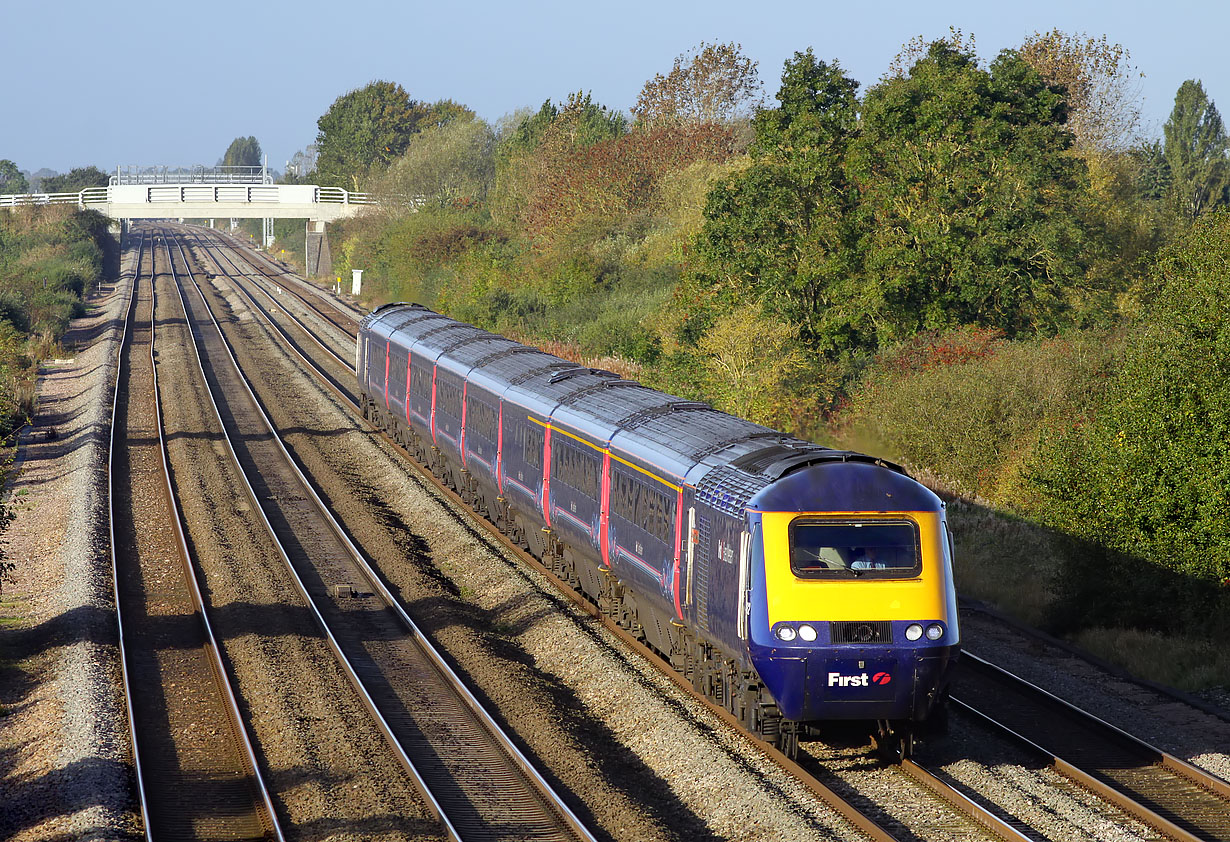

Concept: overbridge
[[0, 165, 376, 276]]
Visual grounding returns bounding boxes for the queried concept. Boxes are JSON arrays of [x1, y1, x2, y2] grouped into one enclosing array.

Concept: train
[[357, 303, 959, 757]]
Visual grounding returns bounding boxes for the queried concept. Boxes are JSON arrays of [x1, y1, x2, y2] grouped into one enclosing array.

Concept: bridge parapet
[[0, 184, 374, 221]]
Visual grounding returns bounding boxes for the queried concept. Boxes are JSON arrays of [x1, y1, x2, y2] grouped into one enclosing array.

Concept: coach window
[[612, 468, 675, 545], [410, 363, 431, 398], [467, 397, 498, 443], [437, 379, 462, 419], [552, 441, 599, 496], [523, 424, 544, 469]]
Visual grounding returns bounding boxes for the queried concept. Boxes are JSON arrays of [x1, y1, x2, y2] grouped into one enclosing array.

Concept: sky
[[3, 0, 1225, 176]]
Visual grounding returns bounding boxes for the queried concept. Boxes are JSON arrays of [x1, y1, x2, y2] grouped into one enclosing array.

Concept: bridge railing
[[0, 185, 373, 208], [317, 187, 375, 205], [0, 191, 87, 207]]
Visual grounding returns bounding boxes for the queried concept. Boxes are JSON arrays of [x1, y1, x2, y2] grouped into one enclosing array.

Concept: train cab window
[[787, 519, 921, 579]]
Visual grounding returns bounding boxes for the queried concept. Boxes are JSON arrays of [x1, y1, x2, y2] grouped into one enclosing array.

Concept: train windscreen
[[787, 519, 921, 578]]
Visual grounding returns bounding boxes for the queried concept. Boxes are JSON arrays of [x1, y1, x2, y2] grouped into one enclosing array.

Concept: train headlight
[[775, 625, 797, 642], [925, 623, 945, 641], [798, 624, 818, 642], [905, 623, 924, 641]]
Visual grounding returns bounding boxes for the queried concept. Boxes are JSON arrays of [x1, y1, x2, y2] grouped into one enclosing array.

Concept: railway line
[[108, 230, 282, 840], [117, 223, 1230, 842], [163, 229, 598, 842], [952, 651, 1230, 842]]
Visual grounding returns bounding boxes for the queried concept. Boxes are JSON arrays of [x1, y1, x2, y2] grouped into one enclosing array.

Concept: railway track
[[108, 229, 283, 840], [953, 651, 1230, 842], [200, 227, 361, 339], [163, 229, 597, 842], [180, 226, 1047, 842]]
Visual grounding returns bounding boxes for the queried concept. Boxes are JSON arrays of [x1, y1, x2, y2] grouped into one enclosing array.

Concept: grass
[[1072, 627, 1230, 694], [946, 498, 1060, 629]]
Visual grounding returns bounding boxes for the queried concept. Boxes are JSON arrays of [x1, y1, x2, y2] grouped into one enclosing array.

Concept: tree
[[220, 135, 262, 168], [844, 43, 1096, 345], [0, 160, 28, 194], [374, 116, 496, 210], [283, 144, 317, 182], [634, 42, 762, 127], [421, 99, 476, 131], [1163, 80, 1229, 220], [489, 92, 627, 230], [1019, 30, 1141, 153], [694, 50, 862, 348], [315, 81, 430, 190], [41, 166, 109, 193], [1030, 213, 1230, 631]]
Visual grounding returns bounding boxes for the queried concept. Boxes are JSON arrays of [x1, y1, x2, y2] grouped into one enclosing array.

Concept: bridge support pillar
[[306, 219, 332, 278]]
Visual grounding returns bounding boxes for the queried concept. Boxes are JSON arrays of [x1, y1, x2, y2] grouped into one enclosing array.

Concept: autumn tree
[[489, 92, 627, 230], [315, 81, 431, 190], [1163, 80, 1229, 219], [0, 160, 27, 194], [633, 42, 762, 127], [1019, 30, 1141, 153], [220, 135, 262, 168]]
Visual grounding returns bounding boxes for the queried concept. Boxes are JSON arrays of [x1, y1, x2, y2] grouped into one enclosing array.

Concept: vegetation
[[39, 166, 108, 193], [0, 203, 112, 593], [220, 136, 263, 168], [0, 161, 27, 195]]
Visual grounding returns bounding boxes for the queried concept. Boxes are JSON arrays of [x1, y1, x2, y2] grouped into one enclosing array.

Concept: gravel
[[199, 243, 865, 842], [0, 244, 141, 841]]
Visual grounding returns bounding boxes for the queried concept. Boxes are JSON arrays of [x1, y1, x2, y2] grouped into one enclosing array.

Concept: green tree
[[694, 50, 861, 349], [41, 166, 108, 193], [846, 43, 1095, 344], [315, 81, 430, 190], [373, 116, 495, 210], [220, 135, 262, 168], [1163, 80, 1229, 220], [0, 160, 28, 194]]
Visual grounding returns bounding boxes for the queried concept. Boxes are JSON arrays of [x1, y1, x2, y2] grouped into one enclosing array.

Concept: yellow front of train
[[745, 461, 960, 735]]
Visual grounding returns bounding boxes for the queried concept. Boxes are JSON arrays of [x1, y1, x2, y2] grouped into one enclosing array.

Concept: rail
[[167, 228, 596, 842]]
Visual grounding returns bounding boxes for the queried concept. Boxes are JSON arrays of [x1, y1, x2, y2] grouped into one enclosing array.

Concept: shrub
[[840, 326, 1120, 503], [1028, 212, 1230, 630]]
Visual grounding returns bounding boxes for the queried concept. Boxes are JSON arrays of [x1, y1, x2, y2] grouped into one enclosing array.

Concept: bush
[[839, 326, 1120, 502], [1028, 212, 1230, 629]]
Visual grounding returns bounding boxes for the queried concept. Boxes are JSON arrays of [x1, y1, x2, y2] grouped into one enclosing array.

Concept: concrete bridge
[[0, 179, 374, 275]]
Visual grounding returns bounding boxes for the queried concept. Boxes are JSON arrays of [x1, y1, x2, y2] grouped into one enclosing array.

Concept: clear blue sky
[[3, 0, 1223, 175]]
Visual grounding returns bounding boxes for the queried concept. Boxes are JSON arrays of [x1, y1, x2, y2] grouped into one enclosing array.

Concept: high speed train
[[358, 303, 959, 756]]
